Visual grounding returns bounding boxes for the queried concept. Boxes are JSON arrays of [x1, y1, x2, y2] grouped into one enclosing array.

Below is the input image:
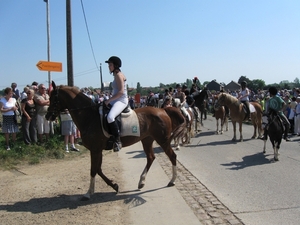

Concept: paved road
[[176, 115, 300, 225], [118, 115, 300, 225]]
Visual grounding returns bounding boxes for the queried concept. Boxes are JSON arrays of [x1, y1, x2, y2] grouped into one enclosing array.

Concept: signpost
[[36, 61, 62, 72]]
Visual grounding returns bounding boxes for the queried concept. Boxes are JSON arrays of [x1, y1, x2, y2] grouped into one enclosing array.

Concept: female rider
[[104, 56, 128, 152]]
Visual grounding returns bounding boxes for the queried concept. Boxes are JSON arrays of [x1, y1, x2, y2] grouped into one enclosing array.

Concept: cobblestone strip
[[156, 151, 244, 225]]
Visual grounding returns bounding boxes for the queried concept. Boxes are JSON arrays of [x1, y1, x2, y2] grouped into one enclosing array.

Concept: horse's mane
[[55, 85, 98, 109], [193, 88, 208, 100], [219, 93, 238, 104]]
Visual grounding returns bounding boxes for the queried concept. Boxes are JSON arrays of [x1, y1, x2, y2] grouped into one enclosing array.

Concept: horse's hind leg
[[159, 141, 177, 187], [83, 150, 118, 200], [139, 137, 155, 189]]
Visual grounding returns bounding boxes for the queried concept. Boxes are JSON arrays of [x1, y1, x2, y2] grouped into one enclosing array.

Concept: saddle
[[267, 110, 285, 132], [99, 102, 140, 150]]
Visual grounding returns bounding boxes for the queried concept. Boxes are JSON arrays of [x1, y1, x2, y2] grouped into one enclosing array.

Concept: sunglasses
[[27, 92, 31, 95]]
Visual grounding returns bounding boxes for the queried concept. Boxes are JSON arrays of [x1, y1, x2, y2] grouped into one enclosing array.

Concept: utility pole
[[66, 0, 74, 86], [100, 63, 104, 92], [44, 0, 51, 89]]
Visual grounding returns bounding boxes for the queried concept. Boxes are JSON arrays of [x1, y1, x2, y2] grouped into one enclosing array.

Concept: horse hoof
[[167, 182, 175, 187], [274, 157, 279, 161], [138, 183, 145, 189], [113, 183, 119, 192]]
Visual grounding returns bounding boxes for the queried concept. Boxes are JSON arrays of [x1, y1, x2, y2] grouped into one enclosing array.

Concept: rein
[[48, 87, 98, 114]]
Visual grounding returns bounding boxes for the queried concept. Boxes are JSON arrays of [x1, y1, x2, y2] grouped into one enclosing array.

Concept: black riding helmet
[[105, 56, 122, 69], [241, 81, 247, 87]]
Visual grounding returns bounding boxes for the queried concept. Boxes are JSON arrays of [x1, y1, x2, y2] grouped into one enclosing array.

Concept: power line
[[80, 0, 99, 71]]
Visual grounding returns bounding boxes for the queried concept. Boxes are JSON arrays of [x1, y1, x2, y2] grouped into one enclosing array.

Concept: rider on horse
[[104, 56, 128, 151], [263, 86, 291, 142], [174, 84, 190, 122], [238, 81, 251, 121]]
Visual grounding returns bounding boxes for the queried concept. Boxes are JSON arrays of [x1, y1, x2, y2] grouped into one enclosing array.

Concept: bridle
[[47, 87, 99, 119]]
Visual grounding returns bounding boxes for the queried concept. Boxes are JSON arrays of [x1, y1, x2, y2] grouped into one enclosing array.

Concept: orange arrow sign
[[36, 61, 62, 72]]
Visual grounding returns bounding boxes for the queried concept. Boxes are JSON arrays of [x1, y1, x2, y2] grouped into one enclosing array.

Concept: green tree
[[251, 79, 266, 91], [136, 82, 142, 93]]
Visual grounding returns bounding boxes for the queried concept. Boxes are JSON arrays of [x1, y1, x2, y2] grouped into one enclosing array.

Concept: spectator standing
[[34, 84, 50, 143], [294, 97, 300, 135], [21, 89, 37, 145], [129, 96, 135, 109], [289, 97, 297, 134], [146, 91, 156, 107], [20, 86, 30, 101], [0, 87, 19, 150], [60, 109, 80, 152], [11, 82, 20, 100]]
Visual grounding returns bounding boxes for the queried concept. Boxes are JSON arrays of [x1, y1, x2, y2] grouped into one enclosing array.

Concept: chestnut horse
[[46, 82, 186, 199], [214, 104, 229, 134], [213, 94, 228, 134], [217, 93, 263, 142]]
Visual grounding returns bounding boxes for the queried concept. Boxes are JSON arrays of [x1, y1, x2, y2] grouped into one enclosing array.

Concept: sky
[[1, 0, 299, 91]]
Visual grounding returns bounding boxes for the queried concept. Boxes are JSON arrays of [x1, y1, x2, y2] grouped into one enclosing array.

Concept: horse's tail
[[164, 107, 187, 141]]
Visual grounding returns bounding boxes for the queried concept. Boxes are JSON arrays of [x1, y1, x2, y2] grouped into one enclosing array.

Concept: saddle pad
[[262, 115, 268, 129], [120, 110, 140, 137], [249, 103, 256, 113]]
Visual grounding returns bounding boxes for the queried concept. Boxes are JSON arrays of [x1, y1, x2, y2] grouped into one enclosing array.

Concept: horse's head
[[217, 93, 226, 106], [45, 81, 64, 121]]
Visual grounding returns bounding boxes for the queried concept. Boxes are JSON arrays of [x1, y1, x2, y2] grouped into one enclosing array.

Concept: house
[[224, 81, 240, 92], [206, 80, 224, 92]]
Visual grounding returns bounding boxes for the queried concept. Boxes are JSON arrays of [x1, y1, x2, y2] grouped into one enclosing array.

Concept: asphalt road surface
[[175, 115, 300, 225]]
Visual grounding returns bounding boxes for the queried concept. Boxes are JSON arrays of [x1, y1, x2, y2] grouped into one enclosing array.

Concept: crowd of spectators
[[0, 82, 81, 151], [3, 81, 300, 150]]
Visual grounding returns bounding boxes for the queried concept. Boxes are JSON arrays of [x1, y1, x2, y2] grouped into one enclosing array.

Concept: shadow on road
[[0, 185, 169, 214], [221, 152, 272, 170]]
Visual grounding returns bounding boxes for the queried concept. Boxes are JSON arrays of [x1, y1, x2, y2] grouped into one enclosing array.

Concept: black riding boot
[[109, 121, 122, 152]]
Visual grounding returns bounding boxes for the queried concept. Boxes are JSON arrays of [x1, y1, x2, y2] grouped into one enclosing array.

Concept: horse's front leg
[[239, 122, 243, 142], [263, 139, 267, 153], [216, 119, 219, 134], [83, 150, 118, 200], [273, 146, 279, 161], [225, 117, 229, 131], [232, 121, 237, 141], [83, 176, 96, 200]]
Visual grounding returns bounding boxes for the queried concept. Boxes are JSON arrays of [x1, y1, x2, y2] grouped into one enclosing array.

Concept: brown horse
[[45, 82, 186, 199], [217, 93, 263, 141], [173, 107, 194, 150], [213, 94, 228, 134], [214, 104, 229, 134]]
